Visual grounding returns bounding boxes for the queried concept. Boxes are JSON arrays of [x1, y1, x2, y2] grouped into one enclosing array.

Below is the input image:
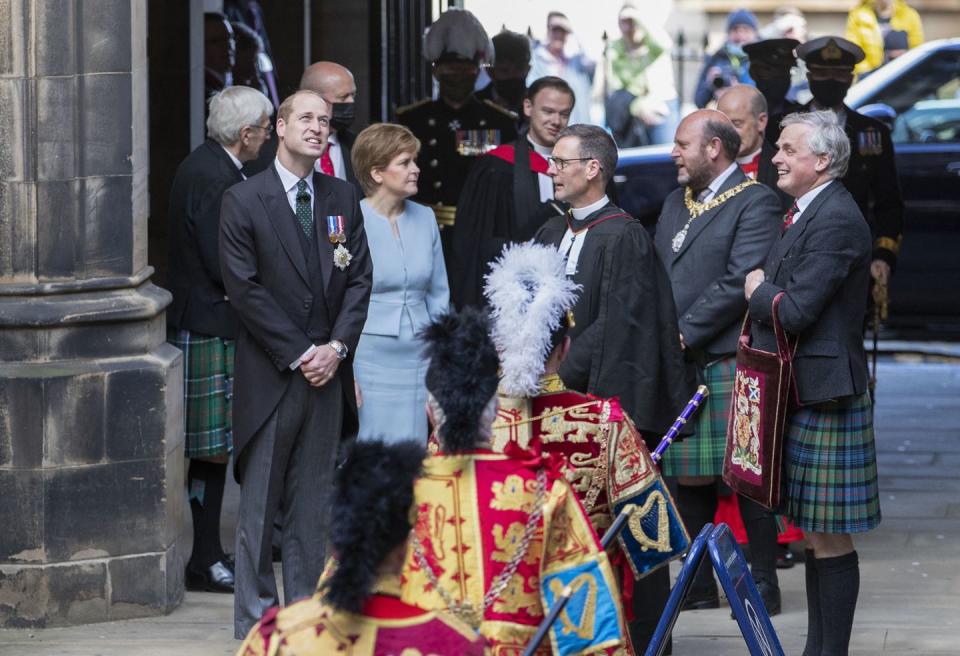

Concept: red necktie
[[782, 202, 799, 232], [319, 143, 335, 177]]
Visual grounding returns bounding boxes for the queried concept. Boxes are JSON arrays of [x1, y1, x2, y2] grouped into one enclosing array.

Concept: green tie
[[295, 179, 313, 238]]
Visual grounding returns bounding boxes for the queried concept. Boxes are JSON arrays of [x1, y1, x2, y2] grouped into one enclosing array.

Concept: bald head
[[300, 61, 357, 103], [716, 86, 768, 158], [672, 110, 741, 189]]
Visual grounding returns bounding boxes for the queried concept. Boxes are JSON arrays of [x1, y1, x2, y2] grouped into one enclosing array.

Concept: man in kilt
[[654, 109, 783, 614], [746, 109, 882, 655], [167, 85, 274, 592]]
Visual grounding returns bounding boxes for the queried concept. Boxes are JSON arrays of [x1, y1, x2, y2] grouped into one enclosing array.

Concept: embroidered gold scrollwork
[[626, 491, 672, 553], [548, 573, 598, 640]]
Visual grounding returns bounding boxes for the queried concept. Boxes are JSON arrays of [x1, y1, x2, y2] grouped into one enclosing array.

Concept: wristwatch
[[327, 339, 348, 360]]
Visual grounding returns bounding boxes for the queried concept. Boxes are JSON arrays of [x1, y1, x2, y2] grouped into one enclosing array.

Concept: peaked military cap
[[743, 38, 800, 69], [797, 36, 865, 70]]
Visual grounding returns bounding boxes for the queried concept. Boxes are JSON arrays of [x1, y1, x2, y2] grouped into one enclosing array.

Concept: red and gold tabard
[[492, 375, 689, 583], [401, 447, 628, 655], [236, 575, 484, 656]]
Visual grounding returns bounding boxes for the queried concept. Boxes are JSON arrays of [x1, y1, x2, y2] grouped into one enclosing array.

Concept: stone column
[[0, 0, 184, 626]]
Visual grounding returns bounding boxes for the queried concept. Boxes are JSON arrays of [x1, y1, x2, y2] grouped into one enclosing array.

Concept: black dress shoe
[[680, 586, 720, 611], [185, 560, 235, 593], [756, 580, 782, 616], [776, 545, 796, 569]]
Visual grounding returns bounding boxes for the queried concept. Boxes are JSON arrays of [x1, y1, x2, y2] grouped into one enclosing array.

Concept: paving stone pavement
[[1, 359, 957, 655]]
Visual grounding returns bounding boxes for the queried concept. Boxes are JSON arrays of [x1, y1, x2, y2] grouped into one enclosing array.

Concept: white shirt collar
[[795, 179, 834, 216], [274, 158, 314, 195], [571, 195, 610, 221], [736, 148, 762, 166], [701, 162, 740, 200], [221, 145, 244, 171], [327, 132, 339, 146], [528, 138, 553, 157]]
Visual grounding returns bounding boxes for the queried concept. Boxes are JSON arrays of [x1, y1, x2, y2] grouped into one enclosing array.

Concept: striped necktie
[[295, 179, 313, 238]]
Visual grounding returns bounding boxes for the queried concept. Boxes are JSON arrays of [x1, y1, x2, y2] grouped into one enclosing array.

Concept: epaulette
[[396, 98, 432, 115], [481, 98, 519, 120]]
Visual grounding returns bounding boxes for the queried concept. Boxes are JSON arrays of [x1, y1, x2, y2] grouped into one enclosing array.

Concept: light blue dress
[[354, 199, 449, 442]]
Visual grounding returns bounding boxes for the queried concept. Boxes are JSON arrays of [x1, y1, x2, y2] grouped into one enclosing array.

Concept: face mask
[[809, 79, 849, 108], [755, 77, 791, 105], [493, 78, 526, 106], [438, 73, 476, 104], [329, 102, 355, 132]]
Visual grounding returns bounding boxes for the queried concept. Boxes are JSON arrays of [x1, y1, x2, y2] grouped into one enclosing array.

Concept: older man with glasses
[[166, 85, 273, 595], [533, 124, 690, 653]]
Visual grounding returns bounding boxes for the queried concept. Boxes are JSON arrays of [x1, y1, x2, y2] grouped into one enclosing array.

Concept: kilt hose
[[168, 328, 236, 459], [783, 392, 881, 534], [662, 356, 736, 477]]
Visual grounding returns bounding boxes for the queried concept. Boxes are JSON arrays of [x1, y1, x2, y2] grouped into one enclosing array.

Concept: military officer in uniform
[[742, 38, 802, 145], [397, 8, 518, 283], [796, 36, 904, 286]]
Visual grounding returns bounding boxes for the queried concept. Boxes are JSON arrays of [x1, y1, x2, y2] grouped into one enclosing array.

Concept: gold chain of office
[[672, 179, 758, 252]]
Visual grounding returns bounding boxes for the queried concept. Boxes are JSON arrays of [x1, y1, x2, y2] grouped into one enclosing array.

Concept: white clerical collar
[[274, 157, 314, 195], [796, 179, 834, 215], [528, 138, 553, 157], [221, 145, 243, 171], [571, 195, 610, 221], [703, 162, 740, 199], [736, 148, 762, 166]]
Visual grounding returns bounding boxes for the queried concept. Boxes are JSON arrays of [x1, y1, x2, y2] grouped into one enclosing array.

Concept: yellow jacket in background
[[846, 0, 925, 74]]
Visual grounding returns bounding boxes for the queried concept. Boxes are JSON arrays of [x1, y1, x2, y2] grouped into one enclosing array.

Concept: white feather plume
[[423, 8, 494, 64], [484, 242, 581, 397]]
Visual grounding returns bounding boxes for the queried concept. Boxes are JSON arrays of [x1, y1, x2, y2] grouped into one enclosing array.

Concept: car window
[[874, 50, 960, 144]]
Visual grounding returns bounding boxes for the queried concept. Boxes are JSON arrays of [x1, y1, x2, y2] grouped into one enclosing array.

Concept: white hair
[[780, 110, 850, 179], [206, 86, 274, 146]]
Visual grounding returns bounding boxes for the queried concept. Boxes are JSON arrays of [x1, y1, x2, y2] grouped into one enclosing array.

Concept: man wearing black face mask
[[797, 36, 904, 285], [300, 61, 361, 191], [397, 8, 518, 285], [743, 38, 803, 145], [476, 30, 531, 127]]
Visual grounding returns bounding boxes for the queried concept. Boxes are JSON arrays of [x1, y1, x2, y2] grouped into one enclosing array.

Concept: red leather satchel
[[722, 293, 797, 509]]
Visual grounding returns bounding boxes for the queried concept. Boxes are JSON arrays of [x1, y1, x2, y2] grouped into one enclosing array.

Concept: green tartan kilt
[[168, 329, 235, 459], [783, 392, 882, 534], [662, 356, 736, 477]]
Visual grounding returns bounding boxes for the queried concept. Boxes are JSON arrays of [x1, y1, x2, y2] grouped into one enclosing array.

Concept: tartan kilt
[[168, 328, 236, 459], [662, 356, 736, 477], [782, 393, 881, 534]]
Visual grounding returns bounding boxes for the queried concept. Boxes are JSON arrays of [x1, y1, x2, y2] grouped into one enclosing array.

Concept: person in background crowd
[[743, 38, 804, 144], [655, 109, 782, 615], [796, 36, 904, 290], [881, 29, 911, 64], [231, 22, 269, 98], [606, 1, 679, 147], [534, 124, 690, 651], [350, 123, 449, 442], [237, 439, 485, 655], [718, 84, 792, 210], [220, 90, 372, 639], [846, 0, 924, 75], [528, 12, 596, 125], [694, 8, 758, 109], [301, 61, 362, 190], [224, 0, 280, 107], [204, 13, 235, 97], [167, 86, 274, 595], [397, 8, 518, 284], [401, 308, 628, 654], [760, 7, 808, 43], [451, 76, 574, 308], [746, 109, 882, 656], [476, 30, 531, 124]]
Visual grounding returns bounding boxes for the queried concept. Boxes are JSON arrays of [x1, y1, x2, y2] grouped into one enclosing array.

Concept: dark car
[[615, 38, 960, 336]]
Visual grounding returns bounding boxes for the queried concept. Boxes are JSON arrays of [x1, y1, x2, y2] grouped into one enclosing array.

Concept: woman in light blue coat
[[351, 123, 449, 441]]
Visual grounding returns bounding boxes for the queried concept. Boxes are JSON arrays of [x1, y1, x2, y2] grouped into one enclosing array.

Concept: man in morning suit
[[167, 86, 274, 595], [654, 109, 783, 615], [718, 84, 792, 212], [220, 89, 373, 638], [745, 109, 881, 656], [797, 36, 904, 288], [533, 124, 690, 653]]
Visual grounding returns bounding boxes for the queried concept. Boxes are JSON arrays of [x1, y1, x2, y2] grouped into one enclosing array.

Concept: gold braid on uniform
[[874, 235, 902, 255]]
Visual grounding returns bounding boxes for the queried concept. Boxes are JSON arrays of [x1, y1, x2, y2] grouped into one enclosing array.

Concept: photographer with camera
[[694, 9, 758, 108]]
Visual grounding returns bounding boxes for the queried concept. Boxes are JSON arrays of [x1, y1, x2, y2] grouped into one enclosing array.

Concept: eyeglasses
[[247, 123, 274, 134], [547, 156, 597, 171]]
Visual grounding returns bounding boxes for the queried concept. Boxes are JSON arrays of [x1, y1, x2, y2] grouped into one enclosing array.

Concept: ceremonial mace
[[521, 386, 709, 656]]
